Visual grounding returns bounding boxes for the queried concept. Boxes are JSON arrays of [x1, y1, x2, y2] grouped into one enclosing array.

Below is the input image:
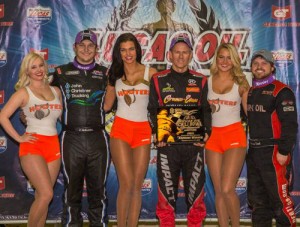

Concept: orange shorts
[[205, 122, 247, 154], [110, 116, 151, 148], [19, 134, 61, 163]]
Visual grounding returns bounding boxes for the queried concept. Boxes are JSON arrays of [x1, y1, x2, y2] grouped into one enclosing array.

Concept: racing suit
[[52, 60, 110, 227], [247, 78, 298, 227], [148, 68, 211, 227]]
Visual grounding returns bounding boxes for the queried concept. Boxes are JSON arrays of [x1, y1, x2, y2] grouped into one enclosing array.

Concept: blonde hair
[[210, 43, 247, 87], [14, 52, 48, 90]]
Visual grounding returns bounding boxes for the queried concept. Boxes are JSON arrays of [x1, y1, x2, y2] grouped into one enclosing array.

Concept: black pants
[[247, 146, 296, 227], [61, 130, 110, 227]]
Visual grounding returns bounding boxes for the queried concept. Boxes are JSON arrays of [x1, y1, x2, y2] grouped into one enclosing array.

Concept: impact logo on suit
[[272, 5, 291, 20], [0, 50, 7, 67], [26, 5, 52, 25], [0, 136, 7, 153]]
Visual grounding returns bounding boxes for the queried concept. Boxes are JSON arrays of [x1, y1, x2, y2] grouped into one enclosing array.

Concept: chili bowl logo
[[26, 5, 52, 25], [141, 178, 152, 196]]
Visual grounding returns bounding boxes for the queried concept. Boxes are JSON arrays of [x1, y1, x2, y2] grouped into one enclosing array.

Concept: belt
[[249, 138, 279, 148], [65, 125, 104, 132]]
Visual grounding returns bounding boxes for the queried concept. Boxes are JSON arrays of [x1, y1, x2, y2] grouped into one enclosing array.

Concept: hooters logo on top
[[272, 5, 292, 20]]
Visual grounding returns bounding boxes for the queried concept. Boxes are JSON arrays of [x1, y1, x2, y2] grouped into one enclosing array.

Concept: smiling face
[[28, 57, 46, 82], [120, 41, 137, 64], [74, 39, 97, 65], [216, 48, 234, 73], [251, 56, 274, 80], [169, 42, 192, 73]]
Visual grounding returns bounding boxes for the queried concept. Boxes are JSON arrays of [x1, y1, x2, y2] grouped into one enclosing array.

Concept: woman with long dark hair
[[105, 33, 157, 226]]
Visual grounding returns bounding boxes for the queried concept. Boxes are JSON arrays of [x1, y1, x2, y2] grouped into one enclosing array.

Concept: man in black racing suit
[[247, 49, 298, 227], [51, 30, 109, 227], [148, 33, 211, 227]]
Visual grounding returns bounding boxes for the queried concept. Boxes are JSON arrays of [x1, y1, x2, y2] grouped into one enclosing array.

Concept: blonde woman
[[0, 52, 62, 226], [205, 43, 249, 227]]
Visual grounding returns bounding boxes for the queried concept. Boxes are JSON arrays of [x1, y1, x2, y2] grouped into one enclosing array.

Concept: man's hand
[[276, 152, 288, 166], [194, 133, 209, 147]]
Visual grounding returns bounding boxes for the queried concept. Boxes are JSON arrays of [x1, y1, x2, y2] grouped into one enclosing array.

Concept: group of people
[[0, 29, 298, 227]]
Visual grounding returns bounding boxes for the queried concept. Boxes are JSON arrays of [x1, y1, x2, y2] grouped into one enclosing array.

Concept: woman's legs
[[205, 150, 229, 227], [127, 144, 150, 227], [110, 138, 150, 227], [221, 148, 246, 227], [20, 155, 61, 227], [206, 147, 246, 227]]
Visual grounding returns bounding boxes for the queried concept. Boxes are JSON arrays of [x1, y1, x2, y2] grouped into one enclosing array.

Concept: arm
[[104, 84, 116, 112], [53, 86, 63, 121], [0, 89, 36, 143], [276, 88, 298, 158], [147, 76, 159, 134], [239, 76, 250, 115], [200, 80, 212, 137]]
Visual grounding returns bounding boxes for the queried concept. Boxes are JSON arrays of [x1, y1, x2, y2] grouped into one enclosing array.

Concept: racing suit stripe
[[272, 146, 296, 226], [271, 110, 296, 226], [187, 188, 206, 227], [156, 185, 176, 227]]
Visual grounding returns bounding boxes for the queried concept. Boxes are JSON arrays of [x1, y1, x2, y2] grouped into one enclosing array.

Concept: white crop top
[[115, 66, 150, 122], [207, 76, 241, 127], [23, 86, 62, 135]]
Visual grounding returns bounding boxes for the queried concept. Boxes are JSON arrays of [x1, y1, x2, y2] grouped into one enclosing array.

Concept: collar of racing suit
[[73, 57, 96, 70], [170, 67, 190, 77], [252, 74, 275, 88]]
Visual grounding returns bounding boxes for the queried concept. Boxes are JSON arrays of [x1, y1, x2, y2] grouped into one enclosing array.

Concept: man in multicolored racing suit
[[247, 49, 298, 227], [148, 33, 211, 227], [51, 30, 110, 227]]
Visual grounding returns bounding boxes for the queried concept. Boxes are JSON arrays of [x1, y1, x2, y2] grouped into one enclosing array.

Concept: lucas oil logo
[[26, 5, 52, 25]]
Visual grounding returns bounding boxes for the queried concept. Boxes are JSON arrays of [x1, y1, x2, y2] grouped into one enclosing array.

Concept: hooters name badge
[[156, 107, 204, 144]]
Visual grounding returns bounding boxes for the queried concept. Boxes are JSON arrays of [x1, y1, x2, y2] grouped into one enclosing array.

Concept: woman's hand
[[18, 133, 38, 143]]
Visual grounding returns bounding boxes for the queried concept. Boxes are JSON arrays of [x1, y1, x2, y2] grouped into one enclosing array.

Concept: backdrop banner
[[0, 0, 299, 222]]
